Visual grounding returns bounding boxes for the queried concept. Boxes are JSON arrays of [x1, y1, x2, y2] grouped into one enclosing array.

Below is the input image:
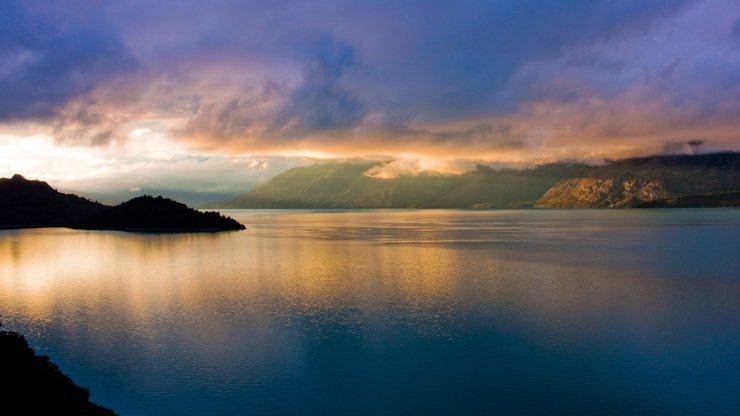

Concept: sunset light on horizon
[[3, 3, 740, 415], [2, 0, 740, 198]]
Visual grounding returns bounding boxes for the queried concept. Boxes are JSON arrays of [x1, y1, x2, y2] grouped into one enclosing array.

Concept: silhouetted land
[[0, 174, 245, 232], [0, 328, 116, 415], [80, 195, 246, 232], [635, 191, 740, 208]]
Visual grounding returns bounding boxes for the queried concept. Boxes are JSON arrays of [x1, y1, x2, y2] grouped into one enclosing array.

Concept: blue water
[[1, 209, 739, 415]]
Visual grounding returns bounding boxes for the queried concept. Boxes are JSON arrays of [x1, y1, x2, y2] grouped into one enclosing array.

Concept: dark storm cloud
[[341, 0, 693, 119], [0, 1, 137, 122], [564, 53, 625, 72], [3, 0, 740, 159], [270, 40, 365, 137], [0, 0, 692, 123]]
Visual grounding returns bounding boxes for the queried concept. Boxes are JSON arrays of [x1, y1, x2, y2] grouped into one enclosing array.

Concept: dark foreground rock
[[0, 329, 116, 415]]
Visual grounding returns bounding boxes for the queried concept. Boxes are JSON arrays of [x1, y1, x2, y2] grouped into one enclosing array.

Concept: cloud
[[181, 99, 254, 141], [0, 2, 137, 123], [363, 159, 423, 179], [270, 39, 365, 137], [338, 0, 693, 120], [50, 97, 137, 146], [2, 0, 740, 164]]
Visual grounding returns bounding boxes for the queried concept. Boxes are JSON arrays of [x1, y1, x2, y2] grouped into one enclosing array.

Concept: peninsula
[[0, 174, 245, 232]]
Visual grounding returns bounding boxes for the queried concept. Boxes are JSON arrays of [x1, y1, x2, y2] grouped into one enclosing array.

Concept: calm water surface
[[1, 209, 740, 415]]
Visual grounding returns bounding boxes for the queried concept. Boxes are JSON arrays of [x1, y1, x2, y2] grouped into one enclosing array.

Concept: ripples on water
[[1, 209, 740, 415]]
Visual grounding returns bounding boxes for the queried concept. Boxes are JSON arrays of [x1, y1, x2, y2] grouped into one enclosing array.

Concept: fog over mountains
[[212, 153, 740, 209]]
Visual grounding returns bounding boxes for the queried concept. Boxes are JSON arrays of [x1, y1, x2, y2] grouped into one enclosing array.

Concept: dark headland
[[0, 327, 116, 415], [0, 174, 245, 232]]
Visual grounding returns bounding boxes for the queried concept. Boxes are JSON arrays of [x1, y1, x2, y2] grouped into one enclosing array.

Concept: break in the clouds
[[2, 0, 740, 163]]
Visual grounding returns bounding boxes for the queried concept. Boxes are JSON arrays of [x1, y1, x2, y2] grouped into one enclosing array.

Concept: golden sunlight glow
[[0, 134, 110, 183], [1, 126, 232, 191]]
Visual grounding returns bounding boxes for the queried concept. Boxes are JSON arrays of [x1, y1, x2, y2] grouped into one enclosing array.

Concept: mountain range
[[214, 152, 740, 209], [213, 161, 591, 209]]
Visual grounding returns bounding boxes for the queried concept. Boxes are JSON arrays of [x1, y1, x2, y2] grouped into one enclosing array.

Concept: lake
[[1, 209, 740, 415]]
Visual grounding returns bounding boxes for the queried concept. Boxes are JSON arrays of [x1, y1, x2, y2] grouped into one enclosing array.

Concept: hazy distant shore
[[211, 153, 740, 209]]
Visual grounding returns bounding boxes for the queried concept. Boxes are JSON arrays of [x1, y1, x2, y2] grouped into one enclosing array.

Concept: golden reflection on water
[[3, 210, 740, 416], [3, 210, 736, 346]]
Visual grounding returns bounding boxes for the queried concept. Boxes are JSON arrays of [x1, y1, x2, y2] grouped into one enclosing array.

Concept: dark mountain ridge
[[604, 152, 740, 168], [0, 175, 245, 232], [0, 174, 105, 228], [635, 191, 740, 208]]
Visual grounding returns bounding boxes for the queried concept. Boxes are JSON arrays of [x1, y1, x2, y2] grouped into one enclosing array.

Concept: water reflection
[[1, 210, 740, 415]]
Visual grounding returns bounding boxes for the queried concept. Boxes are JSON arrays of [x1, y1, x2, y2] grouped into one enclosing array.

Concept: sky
[[2, 0, 740, 202]]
